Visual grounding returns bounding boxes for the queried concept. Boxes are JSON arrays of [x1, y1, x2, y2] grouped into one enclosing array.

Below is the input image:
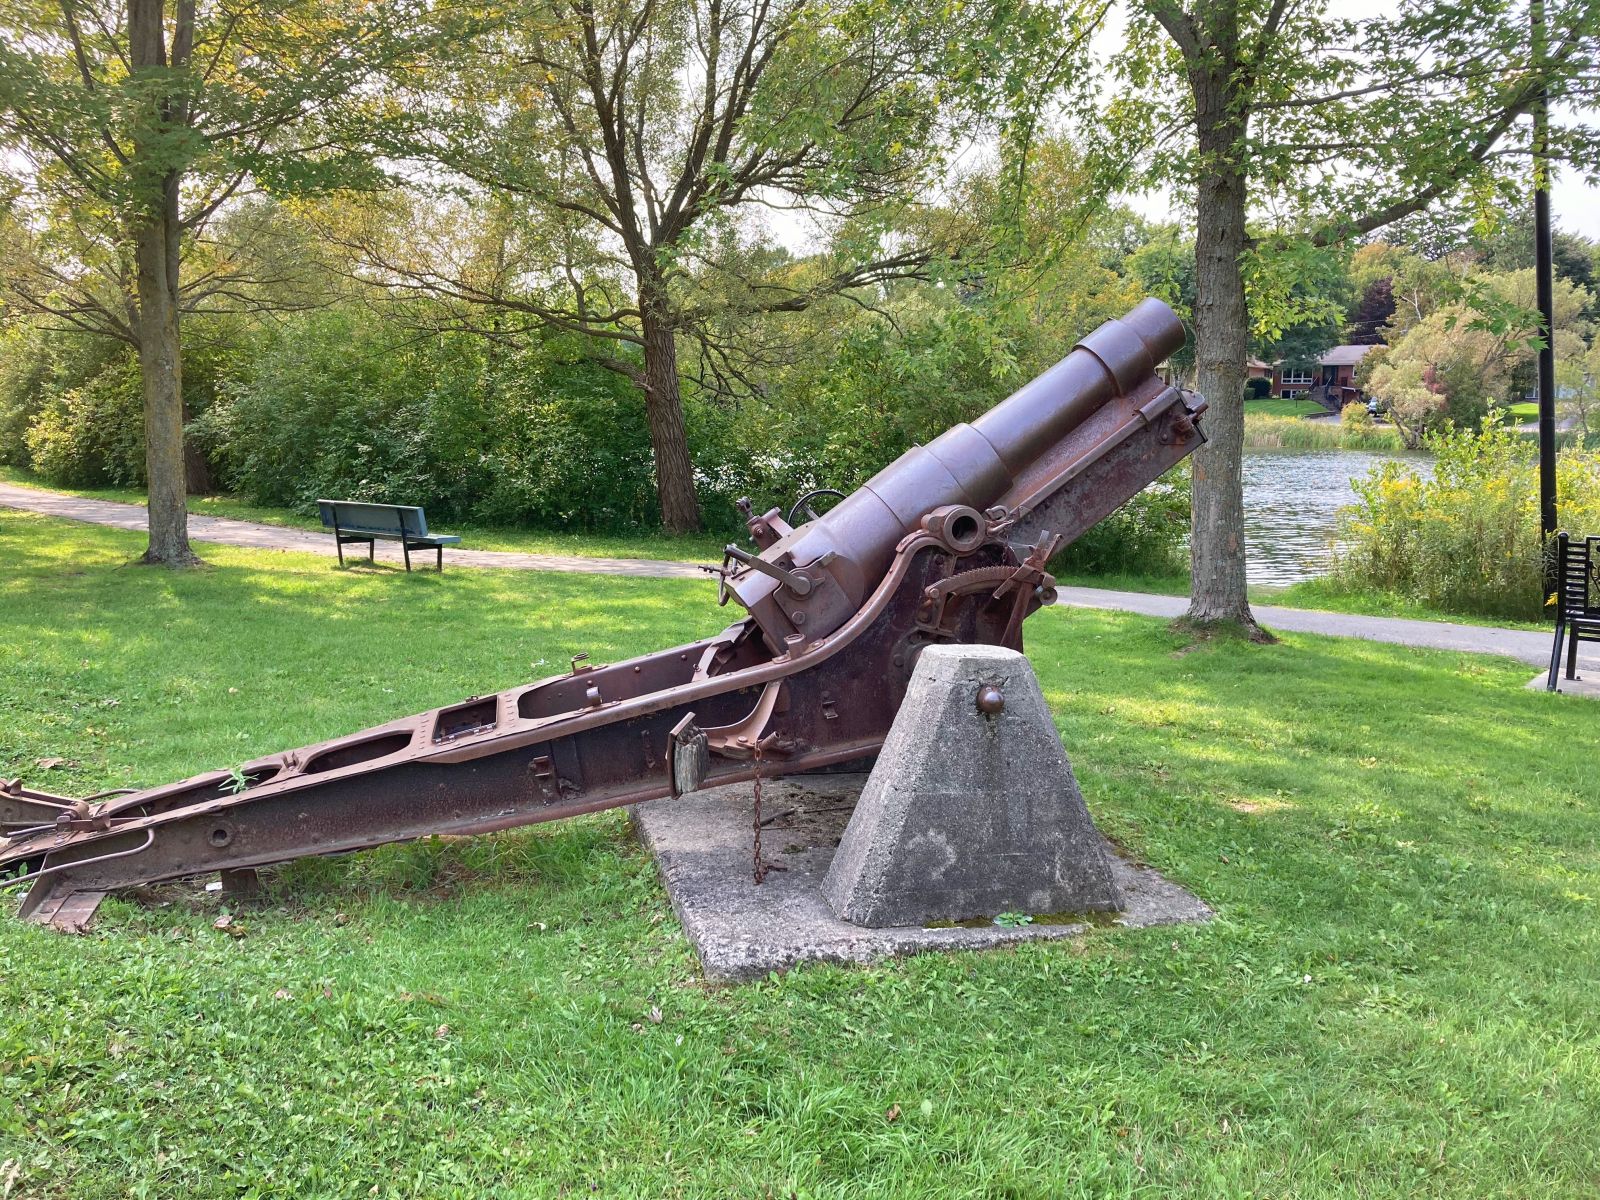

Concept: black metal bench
[[1547, 532, 1600, 689], [316, 500, 461, 572]]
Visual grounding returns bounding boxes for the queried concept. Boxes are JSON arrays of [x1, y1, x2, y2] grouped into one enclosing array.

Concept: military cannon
[[1, 298, 1203, 929]]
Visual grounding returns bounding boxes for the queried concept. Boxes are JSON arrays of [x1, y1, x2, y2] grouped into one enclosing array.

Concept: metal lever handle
[[722, 544, 813, 597]]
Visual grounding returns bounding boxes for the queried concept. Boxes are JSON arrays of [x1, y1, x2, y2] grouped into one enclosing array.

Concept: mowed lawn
[[2, 509, 1598, 1199], [1243, 397, 1326, 418]]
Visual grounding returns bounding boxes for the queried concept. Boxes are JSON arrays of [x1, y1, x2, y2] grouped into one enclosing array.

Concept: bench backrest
[[317, 500, 429, 538], [1555, 533, 1600, 618]]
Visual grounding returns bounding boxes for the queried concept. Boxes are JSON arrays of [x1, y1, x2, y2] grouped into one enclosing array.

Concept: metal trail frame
[[1, 299, 1205, 928]]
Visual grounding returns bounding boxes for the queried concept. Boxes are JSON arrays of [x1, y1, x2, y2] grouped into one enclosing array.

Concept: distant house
[[1315, 345, 1376, 407], [1253, 344, 1377, 407]]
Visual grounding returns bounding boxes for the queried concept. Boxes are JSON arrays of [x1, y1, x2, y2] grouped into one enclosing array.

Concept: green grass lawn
[[1243, 397, 1325, 418], [2, 510, 1598, 1197]]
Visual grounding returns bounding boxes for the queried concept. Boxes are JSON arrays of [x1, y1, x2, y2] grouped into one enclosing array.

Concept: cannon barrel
[[728, 298, 1188, 645]]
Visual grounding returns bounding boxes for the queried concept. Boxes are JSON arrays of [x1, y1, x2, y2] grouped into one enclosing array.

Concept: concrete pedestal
[[821, 644, 1122, 928]]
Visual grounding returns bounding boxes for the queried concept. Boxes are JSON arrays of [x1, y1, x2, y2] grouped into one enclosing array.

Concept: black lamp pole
[[1533, 0, 1558, 577]]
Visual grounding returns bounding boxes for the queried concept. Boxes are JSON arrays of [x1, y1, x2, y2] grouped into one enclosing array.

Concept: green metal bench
[[316, 500, 461, 572], [1548, 532, 1600, 689]]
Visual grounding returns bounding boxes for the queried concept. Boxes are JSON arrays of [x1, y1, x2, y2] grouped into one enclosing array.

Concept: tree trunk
[[130, 0, 196, 565], [1184, 88, 1262, 634], [185, 424, 214, 495], [638, 282, 702, 533], [133, 202, 195, 564]]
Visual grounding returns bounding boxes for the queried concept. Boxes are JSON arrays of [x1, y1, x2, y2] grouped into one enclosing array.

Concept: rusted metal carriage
[[1, 298, 1203, 928]]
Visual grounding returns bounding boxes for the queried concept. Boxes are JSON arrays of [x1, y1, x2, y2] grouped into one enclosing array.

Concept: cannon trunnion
[[1, 298, 1204, 925]]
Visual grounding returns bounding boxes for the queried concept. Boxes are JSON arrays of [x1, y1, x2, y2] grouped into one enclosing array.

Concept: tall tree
[[0, 0, 436, 563], [345, 0, 1087, 532], [1110, 0, 1600, 632], [1348, 277, 1397, 345]]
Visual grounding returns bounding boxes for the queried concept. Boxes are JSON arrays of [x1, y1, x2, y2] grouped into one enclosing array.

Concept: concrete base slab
[[630, 773, 1210, 982], [1527, 671, 1600, 700]]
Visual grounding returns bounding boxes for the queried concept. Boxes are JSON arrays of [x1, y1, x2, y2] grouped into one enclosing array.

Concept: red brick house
[[1254, 345, 1376, 407], [1314, 345, 1374, 408]]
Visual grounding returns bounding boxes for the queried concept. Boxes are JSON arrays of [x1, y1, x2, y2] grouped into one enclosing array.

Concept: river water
[[1241, 448, 1431, 586]]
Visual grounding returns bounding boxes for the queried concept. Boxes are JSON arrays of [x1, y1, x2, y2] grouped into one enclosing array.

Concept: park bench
[[1546, 532, 1600, 690], [316, 500, 461, 572]]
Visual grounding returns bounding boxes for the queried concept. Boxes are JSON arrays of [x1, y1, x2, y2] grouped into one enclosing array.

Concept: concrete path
[[1055, 586, 1588, 671], [4, 480, 1593, 676], [0, 482, 704, 579]]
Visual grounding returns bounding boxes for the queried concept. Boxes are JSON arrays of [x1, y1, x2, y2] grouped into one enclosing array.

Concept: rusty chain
[[752, 745, 768, 884]]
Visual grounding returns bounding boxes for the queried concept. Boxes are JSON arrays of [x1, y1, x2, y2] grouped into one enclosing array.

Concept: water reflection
[[1242, 448, 1432, 586]]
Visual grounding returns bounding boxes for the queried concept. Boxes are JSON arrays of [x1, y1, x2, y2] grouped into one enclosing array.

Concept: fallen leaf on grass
[[34, 758, 63, 770], [273, 989, 293, 1001], [884, 1104, 901, 1123], [648, 1006, 663, 1024], [435, 1024, 451, 1040]]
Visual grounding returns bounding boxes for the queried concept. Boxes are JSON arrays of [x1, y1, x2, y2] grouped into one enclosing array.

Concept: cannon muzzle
[[725, 298, 1196, 649]]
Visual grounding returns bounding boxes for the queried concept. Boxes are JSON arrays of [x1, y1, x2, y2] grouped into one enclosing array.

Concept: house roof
[[1246, 357, 1272, 370], [1318, 344, 1375, 367]]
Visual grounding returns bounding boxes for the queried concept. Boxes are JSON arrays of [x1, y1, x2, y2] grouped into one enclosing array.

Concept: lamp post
[[1532, 0, 1558, 589]]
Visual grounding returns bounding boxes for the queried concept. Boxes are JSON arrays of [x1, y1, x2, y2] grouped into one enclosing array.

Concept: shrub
[[0, 325, 55, 467], [1341, 401, 1374, 429], [1246, 377, 1271, 399], [199, 314, 667, 530], [23, 357, 145, 487], [1332, 415, 1600, 620], [0, 326, 134, 473]]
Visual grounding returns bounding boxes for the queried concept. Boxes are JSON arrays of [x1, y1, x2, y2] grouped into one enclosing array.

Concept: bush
[[1246, 377, 1271, 399], [0, 327, 135, 474], [1341, 401, 1374, 429], [199, 314, 666, 530], [1332, 415, 1600, 620], [23, 357, 145, 488], [0, 325, 55, 467]]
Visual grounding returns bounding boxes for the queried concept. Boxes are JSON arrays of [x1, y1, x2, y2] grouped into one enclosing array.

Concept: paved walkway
[[1055, 586, 1583, 671], [0, 482, 705, 579], [3, 481, 1592, 675]]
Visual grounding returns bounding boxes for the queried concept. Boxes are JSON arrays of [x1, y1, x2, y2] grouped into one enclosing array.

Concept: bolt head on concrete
[[822, 644, 1122, 928]]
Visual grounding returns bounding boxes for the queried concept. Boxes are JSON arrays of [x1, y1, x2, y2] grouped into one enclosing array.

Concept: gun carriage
[[1, 298, 1203, 928]]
